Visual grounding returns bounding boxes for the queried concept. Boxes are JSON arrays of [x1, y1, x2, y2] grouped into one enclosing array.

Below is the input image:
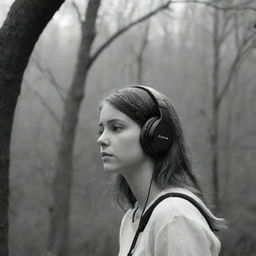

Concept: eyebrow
[[98, 118, 125, 126]]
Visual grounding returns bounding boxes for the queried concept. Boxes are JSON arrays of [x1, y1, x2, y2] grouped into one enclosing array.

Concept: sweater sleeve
[[154, 215, 214, 256]]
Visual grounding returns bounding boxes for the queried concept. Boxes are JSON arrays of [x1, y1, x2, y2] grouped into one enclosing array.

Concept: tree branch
[[217, 33, 255, 105], [88, 0, 172, 68], [178, 0, 256, 12], [71, 0, 83, 23], [87, 0, 256, 69], [23, 81, 61, 126], [31, 55, 66, 103]]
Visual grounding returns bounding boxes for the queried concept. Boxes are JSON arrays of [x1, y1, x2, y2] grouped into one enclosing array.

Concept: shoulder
[[149, 189, 209, 230], [146, 187, 223, 240], [147, 189, 221, 255], [153, 215, 221, 255]]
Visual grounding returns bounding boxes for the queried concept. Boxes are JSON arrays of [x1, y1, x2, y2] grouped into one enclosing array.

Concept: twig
[[88, 1, 172, 68], [88, 0, 256, 69], [175, 0, 256, 12], [217, 33, 255, 105], [31, 55, 66, 102], [25, 83, 61, 126], [71, 0, 83, 23]]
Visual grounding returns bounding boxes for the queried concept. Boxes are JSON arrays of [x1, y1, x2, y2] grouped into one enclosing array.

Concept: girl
[[97, 85, 226, 256]]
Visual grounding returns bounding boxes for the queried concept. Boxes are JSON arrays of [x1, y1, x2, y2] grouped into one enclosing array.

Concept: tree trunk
[[211, 3, 221, 211], [136, 22, 150, 84], [0, 1, 65, 255], [47, 1, 101, 255], [210, 0, 255, 211]]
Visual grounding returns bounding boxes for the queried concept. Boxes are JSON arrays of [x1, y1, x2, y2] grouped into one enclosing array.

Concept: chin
[[102, 163, 119, 173]]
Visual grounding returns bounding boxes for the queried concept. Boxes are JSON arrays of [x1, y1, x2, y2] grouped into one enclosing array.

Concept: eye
[[111, 124, 123, 133]]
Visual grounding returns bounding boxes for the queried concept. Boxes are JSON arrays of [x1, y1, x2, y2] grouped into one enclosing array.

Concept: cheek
[[117, 133, 145, 160]]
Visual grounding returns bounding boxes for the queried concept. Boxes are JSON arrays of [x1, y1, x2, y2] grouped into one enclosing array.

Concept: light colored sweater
[[118, 187, 221, 256]]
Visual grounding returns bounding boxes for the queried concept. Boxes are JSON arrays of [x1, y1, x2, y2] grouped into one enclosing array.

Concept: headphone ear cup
[[140, 117, 158, 156]]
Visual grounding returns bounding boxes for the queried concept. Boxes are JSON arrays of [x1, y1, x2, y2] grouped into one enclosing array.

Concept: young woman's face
[[97, 102, 148, 174]]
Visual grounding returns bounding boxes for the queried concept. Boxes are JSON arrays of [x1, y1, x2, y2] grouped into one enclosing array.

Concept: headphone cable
[[140, 173, 154, 219], [127, 161, 157, 256], [140, 159, 158, 219]]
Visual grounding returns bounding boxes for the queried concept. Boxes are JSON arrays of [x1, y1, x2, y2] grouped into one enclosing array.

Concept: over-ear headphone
[[132, 85, 173, 156]]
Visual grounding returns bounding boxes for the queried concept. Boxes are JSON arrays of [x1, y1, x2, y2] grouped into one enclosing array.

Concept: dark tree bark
[[0, 0, 65, 255]]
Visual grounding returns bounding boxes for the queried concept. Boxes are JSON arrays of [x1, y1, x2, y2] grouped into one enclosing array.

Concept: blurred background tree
[[0, 0, 255, 255]]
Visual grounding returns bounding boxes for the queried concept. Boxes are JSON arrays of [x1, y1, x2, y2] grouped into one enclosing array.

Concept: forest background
[[0, 0, 256, 255]]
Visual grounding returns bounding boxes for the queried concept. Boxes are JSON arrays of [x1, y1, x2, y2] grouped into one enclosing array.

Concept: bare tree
[[222, 6, 256, 196], [0, 1, 66, 255], [47, 1, 102, 255], [209, 0, 256, 210]]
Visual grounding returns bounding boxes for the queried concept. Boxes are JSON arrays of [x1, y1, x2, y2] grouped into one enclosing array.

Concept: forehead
[[99, 102, 131, 124]]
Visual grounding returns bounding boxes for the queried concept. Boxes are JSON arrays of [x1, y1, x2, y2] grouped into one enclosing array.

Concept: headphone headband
[[132, 85, 173, 156], [132, 85, 169, 122]]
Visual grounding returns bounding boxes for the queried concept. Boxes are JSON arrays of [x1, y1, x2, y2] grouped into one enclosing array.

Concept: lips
[[101, 152, 113, 157]]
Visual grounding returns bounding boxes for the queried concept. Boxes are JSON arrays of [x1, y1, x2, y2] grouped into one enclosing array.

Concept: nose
[[97, 131, 110, 147]]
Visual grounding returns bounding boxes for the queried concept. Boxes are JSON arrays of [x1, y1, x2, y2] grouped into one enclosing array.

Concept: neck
[[123, 161, 162, 212]]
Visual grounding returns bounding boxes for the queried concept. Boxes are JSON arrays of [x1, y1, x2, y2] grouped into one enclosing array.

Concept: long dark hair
[[102, 86, 226, 231]]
